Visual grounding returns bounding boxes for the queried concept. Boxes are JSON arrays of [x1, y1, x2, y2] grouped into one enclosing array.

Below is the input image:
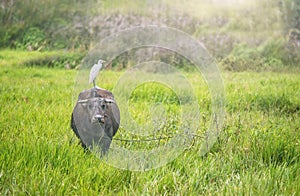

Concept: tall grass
[[0, 51, 299, 194]]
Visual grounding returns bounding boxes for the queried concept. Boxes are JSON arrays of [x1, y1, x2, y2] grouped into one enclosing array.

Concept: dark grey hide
[[71, 87, 120, 155]]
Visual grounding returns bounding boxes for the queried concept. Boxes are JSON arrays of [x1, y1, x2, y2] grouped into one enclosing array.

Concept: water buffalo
[[71, 87, 120, 155]]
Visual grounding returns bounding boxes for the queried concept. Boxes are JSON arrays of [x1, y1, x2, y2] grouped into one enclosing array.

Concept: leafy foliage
[[0, 0, 299, 69], [0, 0, 92, 49], [221, 37, 300, 71], [17, 27, 47, 51], [279, 0, 300, 33]]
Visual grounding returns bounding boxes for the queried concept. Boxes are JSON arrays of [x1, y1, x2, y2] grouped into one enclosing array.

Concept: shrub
[[16, 27, 47, 51], [221, 37, 299, 72]]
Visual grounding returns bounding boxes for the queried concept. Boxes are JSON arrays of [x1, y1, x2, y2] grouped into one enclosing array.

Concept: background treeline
[[0, 0, 299, 70], [0, 0, 93, 50]]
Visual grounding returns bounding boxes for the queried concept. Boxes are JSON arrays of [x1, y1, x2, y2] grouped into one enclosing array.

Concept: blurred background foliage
[[0, 0, 299, 70]]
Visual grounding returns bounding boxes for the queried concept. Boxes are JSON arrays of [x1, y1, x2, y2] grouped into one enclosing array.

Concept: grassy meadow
[[0, 50, 299, 195]]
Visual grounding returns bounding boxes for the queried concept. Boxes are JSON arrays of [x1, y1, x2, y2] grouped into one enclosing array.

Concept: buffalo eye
[[88, 102, 94, 110]]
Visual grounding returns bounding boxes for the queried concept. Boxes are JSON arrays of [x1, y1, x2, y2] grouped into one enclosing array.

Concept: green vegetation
[[0, 49, 85, 69], [1, 0, 299, 70], [1, 51, 299, 194]]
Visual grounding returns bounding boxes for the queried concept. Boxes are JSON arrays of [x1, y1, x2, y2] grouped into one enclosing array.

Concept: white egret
[[89, 59, 105, 88]]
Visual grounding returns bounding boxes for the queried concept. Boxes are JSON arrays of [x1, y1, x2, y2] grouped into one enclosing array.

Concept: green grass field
[[0, 50, 299, 195]]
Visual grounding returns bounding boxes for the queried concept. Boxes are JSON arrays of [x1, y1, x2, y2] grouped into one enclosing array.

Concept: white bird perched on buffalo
[[89, 59, 105, 88]]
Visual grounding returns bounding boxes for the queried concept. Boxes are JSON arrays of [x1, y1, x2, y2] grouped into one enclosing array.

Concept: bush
[[16, 27, 47, 51], [0, 0, 91, 50], [220, 44, 269, 72], [221, 37, 299, 71]]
